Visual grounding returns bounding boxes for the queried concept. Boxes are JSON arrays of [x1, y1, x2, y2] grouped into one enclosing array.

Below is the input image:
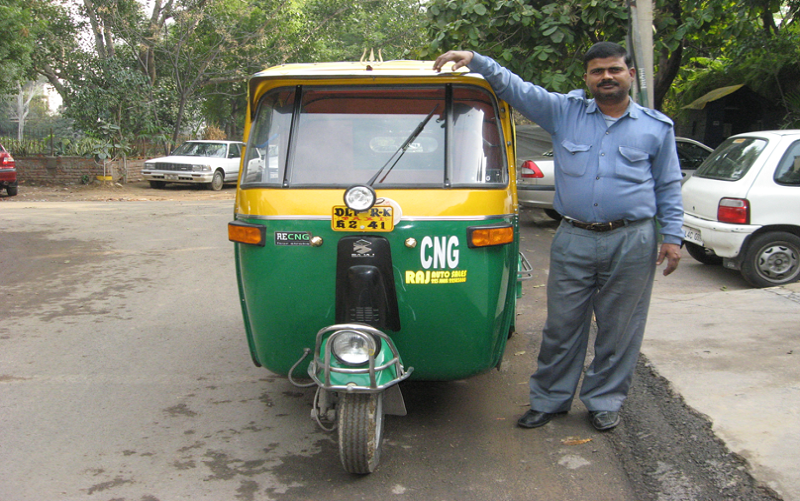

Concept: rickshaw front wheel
[[338, 392, 384, 474]]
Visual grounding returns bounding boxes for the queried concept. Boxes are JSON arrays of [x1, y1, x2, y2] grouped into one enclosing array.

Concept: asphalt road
[[0, 201, 779, 500]]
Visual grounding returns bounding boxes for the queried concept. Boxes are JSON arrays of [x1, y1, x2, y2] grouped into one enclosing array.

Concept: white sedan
[[143, 140, 245, 191]]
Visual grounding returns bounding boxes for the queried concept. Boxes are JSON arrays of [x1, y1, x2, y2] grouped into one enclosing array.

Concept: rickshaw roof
[[251, 60, 484, 80]]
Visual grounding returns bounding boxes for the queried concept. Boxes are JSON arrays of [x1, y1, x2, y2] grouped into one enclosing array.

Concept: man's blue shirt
[[469, 52, 684, 245]]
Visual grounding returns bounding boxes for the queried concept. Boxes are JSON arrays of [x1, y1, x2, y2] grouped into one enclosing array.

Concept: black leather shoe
[[589, 411, 620, 431], [517, 409, 566, 429]]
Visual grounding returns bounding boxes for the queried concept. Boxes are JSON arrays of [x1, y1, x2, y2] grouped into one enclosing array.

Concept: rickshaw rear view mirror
[[467, 224, 514, 248]]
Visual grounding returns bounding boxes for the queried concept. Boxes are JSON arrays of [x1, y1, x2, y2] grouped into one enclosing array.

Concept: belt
[[564, 217, 629, 232]]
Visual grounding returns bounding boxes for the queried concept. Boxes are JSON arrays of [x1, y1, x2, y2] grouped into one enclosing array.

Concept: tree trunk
[[653, 42, 683, 112], [15, 82, 35, 141]]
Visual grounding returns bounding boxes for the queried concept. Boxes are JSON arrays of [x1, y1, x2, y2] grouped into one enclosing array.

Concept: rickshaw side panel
[[233, 214, 518, 380], [234, 219, 337, 373]]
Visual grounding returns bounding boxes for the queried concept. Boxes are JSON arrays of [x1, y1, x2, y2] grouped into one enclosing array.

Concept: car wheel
[[6, 185, 17, 196], [208, 170, 224, 191], [685, 241, 723, 265], [740, 232, 800, 287], [543, 209, 562, 221], [149, 181, 166, 189]]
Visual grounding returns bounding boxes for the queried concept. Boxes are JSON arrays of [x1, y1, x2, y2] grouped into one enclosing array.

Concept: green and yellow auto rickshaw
[[229, 58, 531, 474]]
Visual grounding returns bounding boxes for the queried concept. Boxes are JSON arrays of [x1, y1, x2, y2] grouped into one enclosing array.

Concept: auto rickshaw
[[228, 57, 531, 474]]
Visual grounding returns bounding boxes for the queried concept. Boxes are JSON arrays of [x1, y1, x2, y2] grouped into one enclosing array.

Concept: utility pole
[[627, 0, 654, 108]]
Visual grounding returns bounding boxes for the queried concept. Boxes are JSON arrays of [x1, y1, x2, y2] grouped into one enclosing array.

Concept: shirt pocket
[[615, 145, 652, 183], [559, 140, 592, 176]]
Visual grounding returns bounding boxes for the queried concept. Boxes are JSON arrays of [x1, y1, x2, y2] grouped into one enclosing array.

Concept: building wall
[[15, 157, 145, 185]]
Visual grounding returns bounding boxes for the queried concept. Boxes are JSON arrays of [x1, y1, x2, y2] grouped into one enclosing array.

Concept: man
[[433, 43, 683, 431]]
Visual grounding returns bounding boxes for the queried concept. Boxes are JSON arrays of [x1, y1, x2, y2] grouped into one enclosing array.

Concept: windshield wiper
[[367, 105, 439, 186]]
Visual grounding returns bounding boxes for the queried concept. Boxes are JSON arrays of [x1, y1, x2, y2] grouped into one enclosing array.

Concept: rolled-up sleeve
[[468, 52, 565, 135]]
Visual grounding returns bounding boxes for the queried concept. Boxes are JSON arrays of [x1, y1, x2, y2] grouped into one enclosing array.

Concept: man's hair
[[583, 42, 632, 69]]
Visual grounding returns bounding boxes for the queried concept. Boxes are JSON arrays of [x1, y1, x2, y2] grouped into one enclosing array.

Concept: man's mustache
[[599, 80, 619, 87]]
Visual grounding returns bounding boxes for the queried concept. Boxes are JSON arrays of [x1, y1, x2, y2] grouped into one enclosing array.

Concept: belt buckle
[[589, 222, 610, 231]]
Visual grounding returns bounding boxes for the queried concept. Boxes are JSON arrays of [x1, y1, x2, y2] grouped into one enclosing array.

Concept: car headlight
[[343, 185, 376, 212], [144, 163, 154, 169], [192, 164, 212, 172], [330, 329, 377, 366]]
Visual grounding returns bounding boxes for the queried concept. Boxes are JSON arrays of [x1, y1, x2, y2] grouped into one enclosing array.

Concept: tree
[[153, 0, 309, 143], [0, 0, 35, 96], [422, 0, 629, 94], [302, 0, 428, 61], [422, 0, 794, 112]]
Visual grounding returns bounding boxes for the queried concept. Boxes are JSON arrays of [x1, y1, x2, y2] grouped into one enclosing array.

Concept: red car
[[0, 144, 17, 196]]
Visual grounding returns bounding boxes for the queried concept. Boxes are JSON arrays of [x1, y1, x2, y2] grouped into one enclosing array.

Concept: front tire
[[338, 392, 384, 474], [741, 232, 800, 287], [685, 241, 723, 265], [208, 170, 224, 191]]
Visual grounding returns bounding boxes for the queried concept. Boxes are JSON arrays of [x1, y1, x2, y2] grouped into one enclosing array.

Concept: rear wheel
[[741, 232, 800, 287], [208, 170, 224, 191], [6, 185, 17, 196], [685, 242, 723, 265], [338, 392, 384, 474]]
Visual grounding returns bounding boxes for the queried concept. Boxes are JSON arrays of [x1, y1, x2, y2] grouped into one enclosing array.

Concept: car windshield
[[695, 137, 767, 181], [241, 85, 507, 188], [172, 142, 228, 158]]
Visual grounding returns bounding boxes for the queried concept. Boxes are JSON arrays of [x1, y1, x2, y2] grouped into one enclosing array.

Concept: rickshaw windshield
[[241, 85, 508, 188]]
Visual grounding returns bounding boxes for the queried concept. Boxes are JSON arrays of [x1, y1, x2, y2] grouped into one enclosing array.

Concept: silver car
[[515, 125, 559, 220]]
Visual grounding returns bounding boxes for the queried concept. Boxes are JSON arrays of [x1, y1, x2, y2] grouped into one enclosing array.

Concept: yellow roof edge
[[251, 60, 476, 79]]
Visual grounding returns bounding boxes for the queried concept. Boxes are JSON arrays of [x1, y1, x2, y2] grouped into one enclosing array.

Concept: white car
[[682, 130, 800, 287], [515, 125, 711, 220], [143, 140, 245, 191], [675, 137, 714, 183]]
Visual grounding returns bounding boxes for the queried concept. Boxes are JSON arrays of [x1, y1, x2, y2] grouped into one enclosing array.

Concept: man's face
[[584, 56, 635, 105]]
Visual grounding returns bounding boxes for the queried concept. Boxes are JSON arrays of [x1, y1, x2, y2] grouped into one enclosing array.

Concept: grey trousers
[[529, 218, 658, 413]]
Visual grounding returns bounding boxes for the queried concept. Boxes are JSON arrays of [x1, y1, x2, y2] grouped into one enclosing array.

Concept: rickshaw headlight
[[343, 185, 376, 212], [330, 330, 377, 366]]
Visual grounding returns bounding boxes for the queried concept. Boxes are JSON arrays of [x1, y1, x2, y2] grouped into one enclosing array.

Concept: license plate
[[332, 206, 394, 232], [166, 174, 178, 180], [683, 226, 703, 246]]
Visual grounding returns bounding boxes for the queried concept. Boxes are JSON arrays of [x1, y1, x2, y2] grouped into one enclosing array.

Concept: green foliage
[[0, 137, 47, 156], [674, 27, 800, 127], [62, 56, 156, 149], [424, 0, 798, 114], [422, 0, 629, 93], [0, 0, 35, 95], [302, 0, 428, 61], [0, 135, 116, 157]]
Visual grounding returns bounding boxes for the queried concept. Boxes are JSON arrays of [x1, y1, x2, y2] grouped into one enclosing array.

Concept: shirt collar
[[586, 98, 638, 119]]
